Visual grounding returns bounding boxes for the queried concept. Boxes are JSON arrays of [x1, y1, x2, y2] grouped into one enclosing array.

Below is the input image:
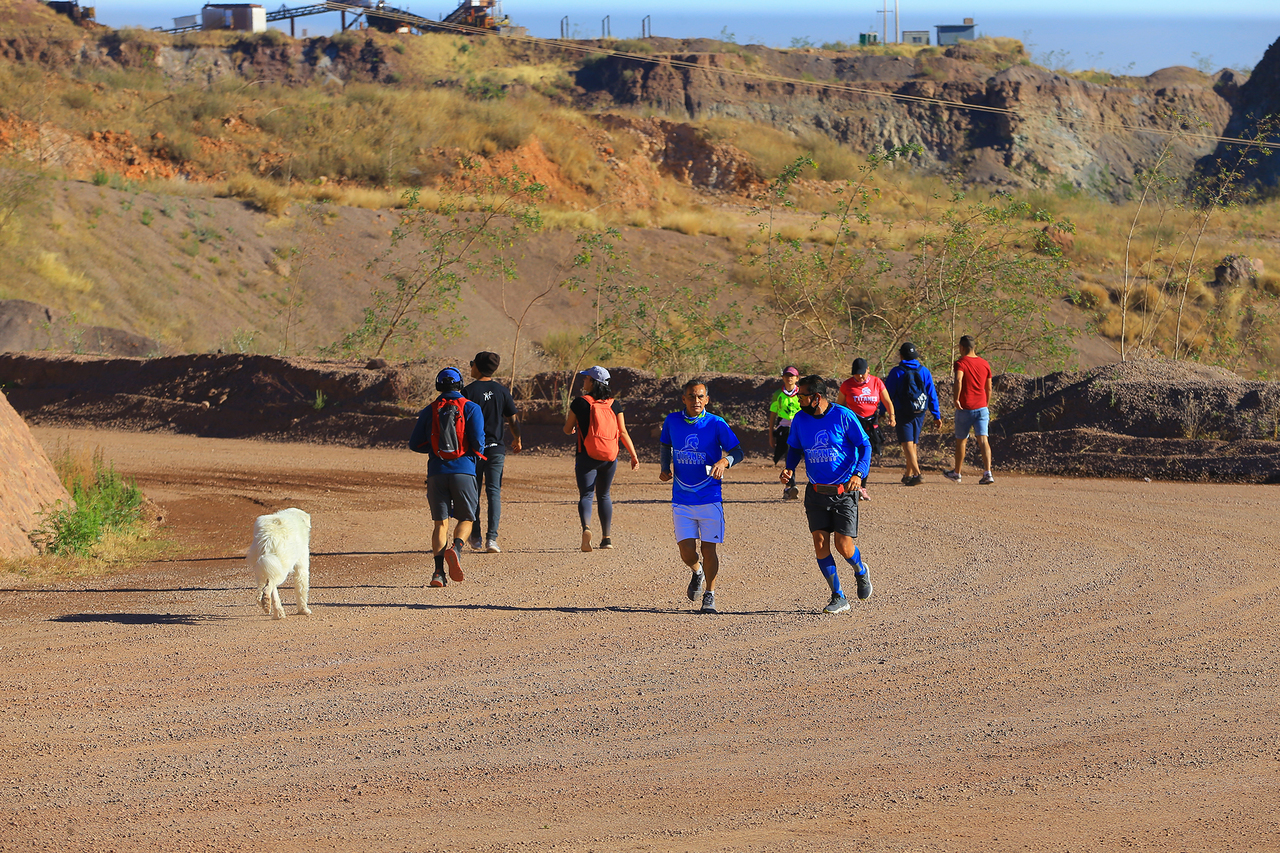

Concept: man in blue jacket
[[409, 367, 486, 588], [781, 375, 874, 614], [883, 342, 942, 487]]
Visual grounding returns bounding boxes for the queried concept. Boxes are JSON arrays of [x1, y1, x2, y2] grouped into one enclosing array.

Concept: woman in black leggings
[[562, 366, 639, 552]]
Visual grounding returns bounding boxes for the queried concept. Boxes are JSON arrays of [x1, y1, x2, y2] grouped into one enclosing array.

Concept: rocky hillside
[[0, 1, 1272, 198], [576, 40, 1245, 199]]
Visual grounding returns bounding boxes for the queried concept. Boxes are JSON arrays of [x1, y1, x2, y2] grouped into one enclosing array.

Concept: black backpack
[[899, 366, 928, 415]]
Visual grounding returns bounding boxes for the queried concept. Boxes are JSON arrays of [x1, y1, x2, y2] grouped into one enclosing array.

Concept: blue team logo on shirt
[[674, 433, 705, 465], [806, 429, 839, 464]]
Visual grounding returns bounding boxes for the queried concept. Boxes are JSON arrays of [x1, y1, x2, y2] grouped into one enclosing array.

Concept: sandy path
[[1, 427, 1278, 851]]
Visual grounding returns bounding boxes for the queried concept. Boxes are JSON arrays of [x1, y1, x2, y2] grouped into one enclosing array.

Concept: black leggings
[[575, 455, 617, 535]]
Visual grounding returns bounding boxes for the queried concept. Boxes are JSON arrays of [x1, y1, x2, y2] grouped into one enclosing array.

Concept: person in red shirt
[[836, 358, 896, 499], [944, 335, 995, 485]]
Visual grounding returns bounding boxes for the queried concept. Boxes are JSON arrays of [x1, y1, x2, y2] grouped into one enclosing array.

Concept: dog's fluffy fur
[[248, 507, 312, 619]]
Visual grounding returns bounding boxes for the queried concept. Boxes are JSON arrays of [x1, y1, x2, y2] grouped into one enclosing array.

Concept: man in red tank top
[[944, 335, 995, 485]]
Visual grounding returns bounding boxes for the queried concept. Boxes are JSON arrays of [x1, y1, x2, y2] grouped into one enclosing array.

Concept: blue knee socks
[[817, 556, 843, 598], [844, 546, 868, 576]]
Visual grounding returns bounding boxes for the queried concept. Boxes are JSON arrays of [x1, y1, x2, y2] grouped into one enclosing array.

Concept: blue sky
[[98, 0, 1278, 75]]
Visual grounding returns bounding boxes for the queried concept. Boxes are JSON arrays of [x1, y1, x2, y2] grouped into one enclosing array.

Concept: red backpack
[[430, 398, 483, 461], [581, 395, 620, 462]]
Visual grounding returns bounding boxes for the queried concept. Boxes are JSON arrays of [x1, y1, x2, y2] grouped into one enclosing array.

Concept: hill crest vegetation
[[1, 0, 1278, 376]]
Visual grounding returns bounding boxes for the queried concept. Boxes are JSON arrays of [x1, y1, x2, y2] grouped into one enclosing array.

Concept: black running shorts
[[426, 473, 479, 522], [803, 485, 859, 537]]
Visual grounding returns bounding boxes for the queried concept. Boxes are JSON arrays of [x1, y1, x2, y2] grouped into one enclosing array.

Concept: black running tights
[[575, 455, 617, 535]]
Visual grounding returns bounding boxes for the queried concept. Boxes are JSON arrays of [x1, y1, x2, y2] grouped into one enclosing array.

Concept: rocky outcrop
[[598, 115, 761, 193], [1208, 36, 1280, 190], [0, 389, 70, 557], [0, 300, 161, 356], [577, 44, 1242, 197]]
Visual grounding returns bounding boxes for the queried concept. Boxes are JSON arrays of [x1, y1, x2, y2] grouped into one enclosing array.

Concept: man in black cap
[[883, 342, 941, 486], [463, 351, 522, 553]]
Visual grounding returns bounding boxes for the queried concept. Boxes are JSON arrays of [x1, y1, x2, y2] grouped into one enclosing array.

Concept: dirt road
[[2, 428, 1278, 851]]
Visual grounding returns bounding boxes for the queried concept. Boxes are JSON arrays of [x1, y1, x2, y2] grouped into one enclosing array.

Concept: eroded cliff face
[[577, 42, 1247, 197], [1211, 37, 1280, 190]]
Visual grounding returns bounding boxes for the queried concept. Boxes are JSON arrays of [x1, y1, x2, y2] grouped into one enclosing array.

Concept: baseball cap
[[851, 357, 868, 374], [579, 365, 610, 382], [472, 351, 500, 375], [899, 342, 918, 360], [435, 367, 463, 391], [782, 366, 800, 376]]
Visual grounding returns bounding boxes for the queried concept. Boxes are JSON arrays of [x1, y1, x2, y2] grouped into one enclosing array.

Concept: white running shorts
[[673, 502, 726, 544]]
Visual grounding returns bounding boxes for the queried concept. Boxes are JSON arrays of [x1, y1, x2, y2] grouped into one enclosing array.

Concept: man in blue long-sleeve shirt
[[409, 367, 486, 588], [781, 375, 874, 614]]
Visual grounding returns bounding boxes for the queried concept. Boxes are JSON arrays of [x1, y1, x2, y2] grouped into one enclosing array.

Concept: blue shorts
[[896, 413, 926, 444], [954, 407, 990, 439], [673, 503, 725, 544]]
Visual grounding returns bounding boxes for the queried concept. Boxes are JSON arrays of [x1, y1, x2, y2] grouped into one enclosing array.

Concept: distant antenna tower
[[876, 0, 900, 43]]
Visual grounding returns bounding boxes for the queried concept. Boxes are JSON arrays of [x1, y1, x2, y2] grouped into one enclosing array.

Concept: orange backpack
[[581, 395, 620, 462]]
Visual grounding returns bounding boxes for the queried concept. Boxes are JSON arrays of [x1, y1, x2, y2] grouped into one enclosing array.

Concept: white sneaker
[[485, 540, 501, 553], [979, 471, 995, 485]]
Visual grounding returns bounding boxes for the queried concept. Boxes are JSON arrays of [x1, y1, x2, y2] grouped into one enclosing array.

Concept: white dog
[[248, 507, 312, 620]]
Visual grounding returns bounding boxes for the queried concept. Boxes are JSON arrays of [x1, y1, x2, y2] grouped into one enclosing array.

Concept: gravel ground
[[1, 428, 1278, 852]]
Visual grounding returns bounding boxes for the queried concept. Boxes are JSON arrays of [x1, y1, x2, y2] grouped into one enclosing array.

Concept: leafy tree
[[745, 148, 1076, 374], [324, 163, 544, 359]]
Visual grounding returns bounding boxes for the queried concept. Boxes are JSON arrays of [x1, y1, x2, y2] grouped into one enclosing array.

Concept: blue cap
[[579, 365, 610, 383], [435, 367, 463, 391]]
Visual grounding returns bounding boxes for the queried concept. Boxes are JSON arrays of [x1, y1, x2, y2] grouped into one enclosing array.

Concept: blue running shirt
[[659, 411, 742, 505], [787, 404, 871, 484]]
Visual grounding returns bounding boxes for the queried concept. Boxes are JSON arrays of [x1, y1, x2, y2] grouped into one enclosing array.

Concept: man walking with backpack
[[463, 351, 522, 553], [409, 367, 486, 588], [884, 342, 941, 487]]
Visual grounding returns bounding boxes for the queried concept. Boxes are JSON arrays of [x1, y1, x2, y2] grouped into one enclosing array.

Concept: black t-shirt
[[463, 379, 518, 453], [570, 395, 622, 457]]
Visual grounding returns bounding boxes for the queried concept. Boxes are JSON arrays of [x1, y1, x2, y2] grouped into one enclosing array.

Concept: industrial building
[[935, 18, 976, 46]]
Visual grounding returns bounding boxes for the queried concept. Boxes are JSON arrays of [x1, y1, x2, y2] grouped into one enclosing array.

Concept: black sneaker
[[599, 537, 614, 550], [701, 591, 717, 614], [905, 474, 923, 487], [429, 570, 446, 588], [855, 566, 873, 601], [823, 593, 850, 614], [687, 568, 705, 602]]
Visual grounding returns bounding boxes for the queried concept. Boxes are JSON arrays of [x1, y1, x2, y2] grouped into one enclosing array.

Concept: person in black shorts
[[408, 367, 486, 588], [779, 375, 874, 613]]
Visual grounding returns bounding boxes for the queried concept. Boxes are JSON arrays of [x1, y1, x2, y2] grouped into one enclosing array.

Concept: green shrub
[[31, 447, 145, 557]]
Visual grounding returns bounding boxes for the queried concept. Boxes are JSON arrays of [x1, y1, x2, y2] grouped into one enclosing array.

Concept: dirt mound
[[0, 352, 419, 445], [3, 353, 1278, 481], [0, 388, 70, 556], [992, 358, 1280, 482]]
